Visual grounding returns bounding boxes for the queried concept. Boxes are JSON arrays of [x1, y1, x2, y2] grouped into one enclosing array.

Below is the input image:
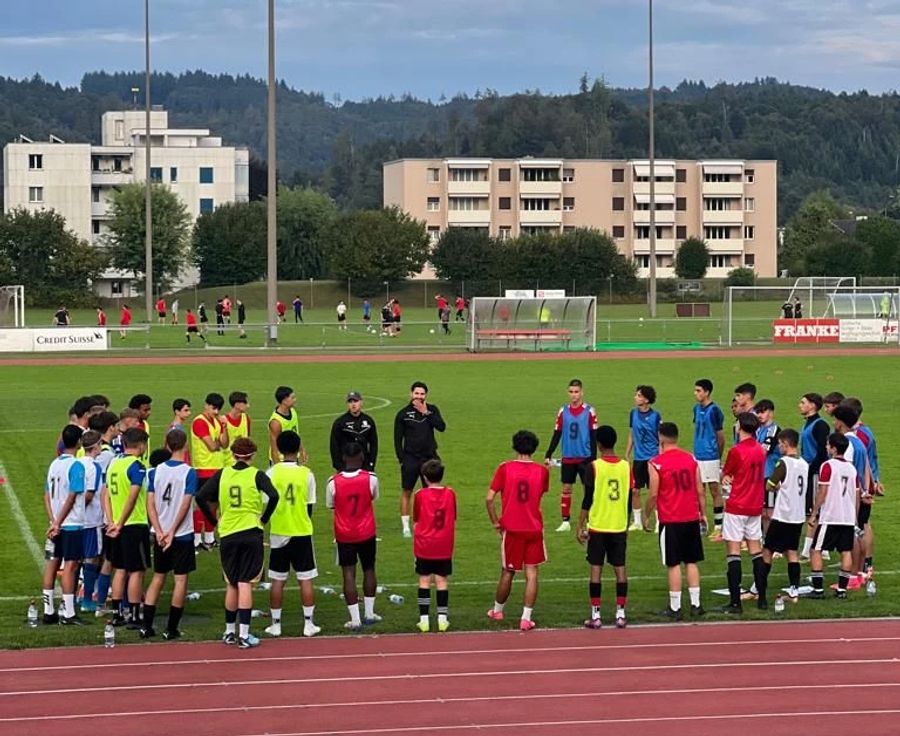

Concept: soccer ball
[[638, 317, 644, 323], [429, 329, 435, 334]]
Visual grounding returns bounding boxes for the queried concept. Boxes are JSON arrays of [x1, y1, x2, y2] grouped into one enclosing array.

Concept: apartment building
[[3, 108, 249, 296], [383, 158, 777, 278]]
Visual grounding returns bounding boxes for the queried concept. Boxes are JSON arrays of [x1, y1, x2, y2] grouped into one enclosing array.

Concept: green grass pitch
[[0, 353, 895, 649]]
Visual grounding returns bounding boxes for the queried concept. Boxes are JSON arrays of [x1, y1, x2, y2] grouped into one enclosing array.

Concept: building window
[[28, 186, 43, 203], [92, 221, 101, 235], [498, 197, 511, 210], [636, 225, 667, 239], [427, 226, 441, 245], [635, 255, 650, 269], [676, 197, 687, 212], [676, 168, 686, 183], [745, 253, 756, 267], [111, 280, 123, 296], [498, 226, 512, 240], [427, 167, 441, 183], [704, 198, 737, 211], [563, 197, 575, 211], [521, 168, 560, 182], [449, 197, 488, 211], [28, 153, 43, 170], [199, 167, 214, 184], [744, 225, 755, 240], [745, 169, 755, 184], [170, 167, 178, 183], [115, 120, 125, 141], [704, 172, 738, 183], [449, 168, 487, 182], [427, 197, 440, 211], [521, 198, 555, 211], [709, 255, 730, 268], [676, 225, 687, 240], [612, 168, 625, 183], [150, 167, 163, 183], [199, 198, 214, 214], [113, 157, 123, 172], [563, 168, 575, 182], [612, 225, 625, 239], [612, 196, 625, 211], [704, 225, 735, 240], [92, 187, 101, 203], [745, 197, 755, 212]]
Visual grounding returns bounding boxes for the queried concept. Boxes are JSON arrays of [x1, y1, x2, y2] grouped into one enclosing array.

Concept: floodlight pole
[[266, 0, 278, 342], [144, 0, 153, 323], [648, 0, 657, 318]]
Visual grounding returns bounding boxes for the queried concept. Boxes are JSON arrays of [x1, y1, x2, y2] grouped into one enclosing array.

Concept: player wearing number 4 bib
[[577, 426, 631, 629], [143, 429, 197, 640], [264, 430, 320, 638]]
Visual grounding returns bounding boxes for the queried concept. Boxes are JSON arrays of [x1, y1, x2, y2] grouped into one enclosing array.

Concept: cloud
[[0, 29, 191, 47]]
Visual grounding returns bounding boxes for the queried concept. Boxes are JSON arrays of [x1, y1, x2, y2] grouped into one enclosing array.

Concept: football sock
[[129, 602, 141, 623], [401, 516, 411, 533], [801, 536, 813, 558], [752, 555, 767, 601], [203, 531, 215, 545], [632, 508, 642, 527], [726, 555, 742, 606], [238, 608, 251, 640], [142, 604, 156, 630], [669, 591, 682, 612], [348, 603, 361, 626], [302, 605, 315, 622], [811, 570, 824, 592], [493, 601, 505, 614], [589, 582, 601, 618], [436, 589, 449, 621], [225, 608, 237, 635], [96, 573, 111, 607], [688, 587, 701, 607], [560, 494, 572, 520], [417, 587, 430, 617], [838, 569, 852, 592], [270, 607, 282, 624], [167, 605, 184, 632], [81, 563, 98, 604], [62, 593, 75, 618], [713, 506, 724, 529], [194, 532, 202, 547], [521, 606, 533, 622], [787, 562, 801, 589], [615, 581, 628, 609], [42, 588, 55, 616], [363, 596, 376, 618]]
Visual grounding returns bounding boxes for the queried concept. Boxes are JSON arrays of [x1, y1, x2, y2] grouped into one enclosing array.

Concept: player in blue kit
[[753, 399, 781, 533], [692, 379, 725, 540], [626, 385, 661, 532]]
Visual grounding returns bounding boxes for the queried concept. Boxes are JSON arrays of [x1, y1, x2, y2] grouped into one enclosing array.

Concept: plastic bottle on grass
[[773, 594, 785, 615], [867, 579, 877, 598], [27, 600, 38, 628], [104, 621, 116, 648], [388, 594, 404, 605]]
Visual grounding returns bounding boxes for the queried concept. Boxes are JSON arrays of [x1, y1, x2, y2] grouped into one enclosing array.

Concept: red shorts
[[501, 530, 546, 571]]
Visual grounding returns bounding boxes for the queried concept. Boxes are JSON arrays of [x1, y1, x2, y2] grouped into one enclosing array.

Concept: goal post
[[466, 296, 596, 352], [0, 285, 25, 327]]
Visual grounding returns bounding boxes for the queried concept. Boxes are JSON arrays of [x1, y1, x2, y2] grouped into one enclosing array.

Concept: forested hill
[[2, 71, 899, 221]]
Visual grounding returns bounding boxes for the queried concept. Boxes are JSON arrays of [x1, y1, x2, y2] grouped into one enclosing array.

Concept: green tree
[[781, 191, 848, 275], [104, 183, 192, 290], [277, 187, 338, 279], [674, 237, 709, 279], [326, 207, 429, 294], [430, 227, 497, 287], [0, 208, 107, 306], [805, 232, 871, 277], [855, 216, 900, 276], [723, 266, 757, 287], [193, 201, 266, 286]]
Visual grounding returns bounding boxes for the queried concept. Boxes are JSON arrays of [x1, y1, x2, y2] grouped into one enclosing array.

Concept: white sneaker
[[303, 622, 321, 637], [627, 522, 642, 532], [555, 520, 571, 533], [402, 528, 412, 539], [264, 623, 282, 637]]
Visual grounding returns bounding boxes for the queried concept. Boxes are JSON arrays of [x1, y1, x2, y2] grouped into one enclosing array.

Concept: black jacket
[[330, 411, 379, 471], [394, 402, 445, 461]]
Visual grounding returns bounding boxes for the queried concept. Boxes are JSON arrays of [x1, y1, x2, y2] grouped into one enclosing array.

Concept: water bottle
[[773, 594, 785, 615], [104, 621, 116, 648], [318, 586, 336, 595], [44, 539, 55, 561], [258, 582, 272, 591], [186, 592, 201, 601], [27, 599, 38, 628], [867, 579, 877, 598], [388, 594, 404, 605], [376, 585, 386, 594]]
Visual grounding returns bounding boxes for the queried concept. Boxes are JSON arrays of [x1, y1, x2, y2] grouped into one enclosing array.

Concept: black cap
[[346, 391, 362, 402]]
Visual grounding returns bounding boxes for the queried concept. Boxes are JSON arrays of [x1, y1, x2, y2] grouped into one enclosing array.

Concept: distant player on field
[[156, 297, 166, 324], [577, 426, 630, 629], [486, 430, 549, 631], [544, 379, 598, 533], [413, 459, 457, 633], [626, 384, 660, 532], [692, 379, 725, 540], [185, 308, 206, 344]]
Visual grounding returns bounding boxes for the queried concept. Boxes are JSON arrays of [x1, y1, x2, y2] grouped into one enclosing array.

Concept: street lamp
[[648, 0, 657, 318], [144, 0, 153, 324], [266, 0, 278, 342]]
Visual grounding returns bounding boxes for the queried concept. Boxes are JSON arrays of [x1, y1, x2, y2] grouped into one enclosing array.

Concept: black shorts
[[268, 536, 318, 580], [119, 524, 150, 573], [187, 326, 199, 334], [561, 460, 590, 486], [659, 521, 704, 567], [401, 457, 429, 491], [57, 529, 84, 563], [858, 503, 872, 527], [764, 519, 803, 554], [220, 528, 264, 584], [153, 539, 196, 575], [337, 314, 346, 322], [812, 523, 854, 553], [105, 533, 121, 568], [586, 531, 627, 567], [415, 557, 453, 577], [337, 536, 376, 571], [157, 311, 166, 319], [632, 460, 650, 490]]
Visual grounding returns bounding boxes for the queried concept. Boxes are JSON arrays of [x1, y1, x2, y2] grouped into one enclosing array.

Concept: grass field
[[0, 353, 896, 649]]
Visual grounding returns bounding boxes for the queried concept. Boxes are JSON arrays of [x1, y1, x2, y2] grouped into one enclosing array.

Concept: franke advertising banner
[[773, 319, 898, 344]]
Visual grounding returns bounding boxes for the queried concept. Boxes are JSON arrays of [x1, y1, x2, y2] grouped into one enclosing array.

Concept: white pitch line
[[4, 634, 900, 674], [4, 657, 899, 698], [0, 461, 43, 572], [6, 682, 900, 723]]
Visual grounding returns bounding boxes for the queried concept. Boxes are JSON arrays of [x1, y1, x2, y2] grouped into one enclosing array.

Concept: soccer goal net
[[0, 285, 25, 327], [723, 283, 900, 346], [466, 296, 596, 352]]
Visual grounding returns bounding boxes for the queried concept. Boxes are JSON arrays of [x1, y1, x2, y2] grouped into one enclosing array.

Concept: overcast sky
[[2, 1, 899, 99]]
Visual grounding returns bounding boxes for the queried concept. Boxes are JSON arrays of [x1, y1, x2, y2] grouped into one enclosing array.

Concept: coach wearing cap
[[329, 391, 379, 471]]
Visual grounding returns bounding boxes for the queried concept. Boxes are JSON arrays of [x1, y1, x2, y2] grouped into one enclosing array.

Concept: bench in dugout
[[467, 297, 596, 352]]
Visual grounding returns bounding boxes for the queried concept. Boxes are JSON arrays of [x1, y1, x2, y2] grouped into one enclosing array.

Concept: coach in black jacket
[[330, 391, 379, 471]]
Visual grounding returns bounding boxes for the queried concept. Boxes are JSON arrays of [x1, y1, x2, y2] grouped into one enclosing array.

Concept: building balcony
[[632, 238, 676, 254], [632, 180, 676, 197], [447, 209, 491, 225], [91, 171, 133, 186], [519, 180, 562, 196], [519, 209, 562, 225], [702, 181, 744, 197], [702, 209, 745, 225], [91, 202, 112, 219], [636, 267, 676, 279], [706, 239, 745, 254], [633, 209, 675, 224], [447, 180, 491, 196]]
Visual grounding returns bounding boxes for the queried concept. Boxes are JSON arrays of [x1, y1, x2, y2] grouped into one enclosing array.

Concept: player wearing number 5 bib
[[326, 443, 381, 630], [196, 437, 279, 649], [264, 430, 320, 639], [486, 430, 550, 632], [576, 426, 631, 629]]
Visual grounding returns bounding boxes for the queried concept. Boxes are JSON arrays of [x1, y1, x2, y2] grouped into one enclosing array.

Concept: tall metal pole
[[144, 0, 154, 322], [266, 0, 278, 342], [648, 0, 657, 318]]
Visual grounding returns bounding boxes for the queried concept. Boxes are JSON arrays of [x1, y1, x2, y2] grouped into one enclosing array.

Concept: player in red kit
[[486, 430, 549, 631], [645, 422, 706, 620], [720, 412, 768, 613], [326, 443, 381, 630], [413, 459, 456, 632]]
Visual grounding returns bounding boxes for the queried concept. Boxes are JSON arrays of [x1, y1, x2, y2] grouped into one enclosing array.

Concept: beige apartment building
[[383, 158, 777, 278]]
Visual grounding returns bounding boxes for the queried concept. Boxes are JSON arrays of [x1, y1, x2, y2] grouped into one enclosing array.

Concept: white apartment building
[[3, 108, 249, 296]]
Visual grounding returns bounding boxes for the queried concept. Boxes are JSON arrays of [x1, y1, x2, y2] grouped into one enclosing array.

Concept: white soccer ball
[[429, 329, 435, 334]]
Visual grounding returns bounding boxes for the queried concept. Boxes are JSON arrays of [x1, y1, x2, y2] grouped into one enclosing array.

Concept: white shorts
[[722, 513, 762, 543], [697, 459, 721, 484]]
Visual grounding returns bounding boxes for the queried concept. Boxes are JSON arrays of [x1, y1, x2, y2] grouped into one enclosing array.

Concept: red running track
[[2, 618, 900, 736]]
